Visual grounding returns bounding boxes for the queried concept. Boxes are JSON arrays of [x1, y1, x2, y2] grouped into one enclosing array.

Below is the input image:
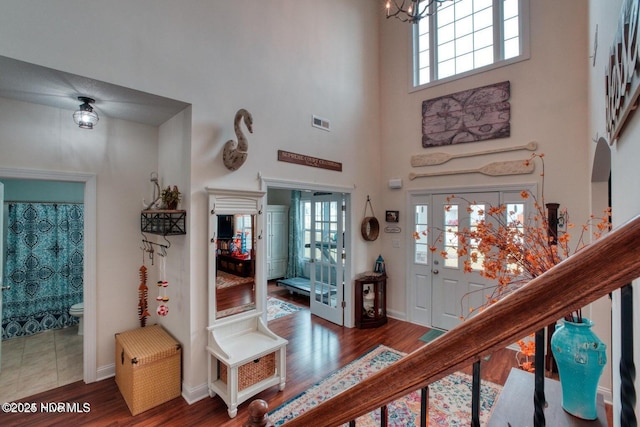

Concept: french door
[[409, 189, 529, 330], [309, 193, 345, 325]]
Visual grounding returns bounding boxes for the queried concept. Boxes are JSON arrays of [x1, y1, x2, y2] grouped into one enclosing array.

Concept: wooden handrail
[[281, 214, 640, 426]]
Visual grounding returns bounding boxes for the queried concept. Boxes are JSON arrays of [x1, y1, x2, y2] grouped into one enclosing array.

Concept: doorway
[[1, 179, 86, 401], [408, 186, 534, 330], [264, 180, 352, 327], [0, 168, 97, 395]]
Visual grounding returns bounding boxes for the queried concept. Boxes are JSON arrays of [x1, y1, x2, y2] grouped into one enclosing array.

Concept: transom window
[[413, 0, 528, 88]]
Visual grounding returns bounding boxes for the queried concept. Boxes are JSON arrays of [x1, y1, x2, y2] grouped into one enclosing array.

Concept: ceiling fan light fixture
[[73, 96, 99, 129]]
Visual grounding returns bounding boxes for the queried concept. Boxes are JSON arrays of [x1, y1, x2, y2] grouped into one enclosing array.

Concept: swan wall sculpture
[[223, 108, 253, 171]]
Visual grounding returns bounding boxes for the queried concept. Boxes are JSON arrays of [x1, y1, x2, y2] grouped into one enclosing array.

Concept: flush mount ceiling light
[[385, 0, 450, 24], [72, 96, 99, 129]]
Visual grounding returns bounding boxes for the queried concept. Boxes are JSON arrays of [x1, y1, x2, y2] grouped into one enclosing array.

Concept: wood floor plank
[[0, 287, 566, 426]]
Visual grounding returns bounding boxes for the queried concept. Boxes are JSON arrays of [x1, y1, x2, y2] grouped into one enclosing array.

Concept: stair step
[[487, 368, 607, 426]]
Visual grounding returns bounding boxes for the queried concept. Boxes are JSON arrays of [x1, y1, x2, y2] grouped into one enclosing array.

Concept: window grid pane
[[414, 205, 429, 264], [415, 0, 523, 86], [435, 0, 494, 81], [443, 204, 459, 268], [506, 203, 525, 273], [468, 204, 486, 271]]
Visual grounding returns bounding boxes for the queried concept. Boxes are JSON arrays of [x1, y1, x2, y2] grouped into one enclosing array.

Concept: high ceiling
[[0, 56, 190, 127]]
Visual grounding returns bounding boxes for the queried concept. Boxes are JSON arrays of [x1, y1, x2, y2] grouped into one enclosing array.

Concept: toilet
[[69, 302, 84, 336]]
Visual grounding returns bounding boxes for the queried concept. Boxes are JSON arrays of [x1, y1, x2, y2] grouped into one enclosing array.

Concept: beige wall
[[378, 1, 591, 318]]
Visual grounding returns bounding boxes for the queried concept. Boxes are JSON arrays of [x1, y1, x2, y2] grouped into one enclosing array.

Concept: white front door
[[410, 190, 528, 330], [309, 193, 345, 325], [430, 192, 500, 330]]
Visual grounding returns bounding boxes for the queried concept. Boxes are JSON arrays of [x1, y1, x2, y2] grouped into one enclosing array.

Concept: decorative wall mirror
[[207, 188, 264, 323]]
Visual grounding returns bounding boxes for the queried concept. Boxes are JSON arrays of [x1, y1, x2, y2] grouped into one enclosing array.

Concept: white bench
[[206, 312, 288, 418]]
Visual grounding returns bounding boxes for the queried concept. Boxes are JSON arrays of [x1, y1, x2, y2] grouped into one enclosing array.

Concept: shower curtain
[[2, 203, 84, 339]]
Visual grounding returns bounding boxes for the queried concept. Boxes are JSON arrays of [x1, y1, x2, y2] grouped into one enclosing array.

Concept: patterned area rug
[[269, 345, 502, 426], [267, 297, 305, 321], [216, 270, 254, 289]]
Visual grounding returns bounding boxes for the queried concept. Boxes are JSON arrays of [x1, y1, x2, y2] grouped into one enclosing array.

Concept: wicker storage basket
[[219, 352, 276, 390], [115, 325, 181, 415]]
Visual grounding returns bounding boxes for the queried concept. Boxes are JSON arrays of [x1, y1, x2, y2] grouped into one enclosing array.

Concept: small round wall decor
[[361, 196, 380, 241]]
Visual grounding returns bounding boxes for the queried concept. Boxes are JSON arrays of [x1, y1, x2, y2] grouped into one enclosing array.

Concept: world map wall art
[[422, 81, 511, 147]]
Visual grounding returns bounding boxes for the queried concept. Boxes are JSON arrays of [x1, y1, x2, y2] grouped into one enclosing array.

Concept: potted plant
[[161, 185, 181, 210], [414, 153, 612, 419]]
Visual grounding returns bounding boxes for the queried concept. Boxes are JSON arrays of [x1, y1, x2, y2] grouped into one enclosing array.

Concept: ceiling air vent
[[312, 115, 330, 131]]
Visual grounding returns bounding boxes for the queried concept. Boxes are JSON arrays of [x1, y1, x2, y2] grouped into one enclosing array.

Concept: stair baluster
[[471, 361, 481, 427], [420, 386, 428, 427], [620, 284, 637, 427], [533, 328, 546, 426]]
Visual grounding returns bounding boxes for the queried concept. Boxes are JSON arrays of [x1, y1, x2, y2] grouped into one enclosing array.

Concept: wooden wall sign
[[422, 81, 511, 147], [605, 0, 640, 144], [277, 150, 342, 172]]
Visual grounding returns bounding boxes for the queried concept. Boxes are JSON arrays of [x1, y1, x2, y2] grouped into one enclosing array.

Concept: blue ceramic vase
[[550, 317, 606, 420]]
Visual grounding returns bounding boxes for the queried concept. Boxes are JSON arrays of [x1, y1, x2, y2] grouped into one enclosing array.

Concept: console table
[[216, 254, 253, 277]]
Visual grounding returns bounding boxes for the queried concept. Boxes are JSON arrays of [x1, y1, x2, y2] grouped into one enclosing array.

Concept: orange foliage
[[415, 153, 612, 322]]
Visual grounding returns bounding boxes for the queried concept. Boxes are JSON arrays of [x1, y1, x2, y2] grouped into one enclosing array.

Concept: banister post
[[244, 399, 273, 427]]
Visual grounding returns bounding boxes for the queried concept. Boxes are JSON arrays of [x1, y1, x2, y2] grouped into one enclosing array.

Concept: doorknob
[[1, 285, 10, 291], [432, 269, 439, 275]]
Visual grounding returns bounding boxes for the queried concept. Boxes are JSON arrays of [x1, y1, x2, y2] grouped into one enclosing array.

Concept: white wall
[[588, 0, 640, 422], [0, 97, 159, 371], [0, 0, 383, 399]]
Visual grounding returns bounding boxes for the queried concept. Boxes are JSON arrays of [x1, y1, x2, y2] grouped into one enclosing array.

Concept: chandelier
[[385, 0, 450, 24]]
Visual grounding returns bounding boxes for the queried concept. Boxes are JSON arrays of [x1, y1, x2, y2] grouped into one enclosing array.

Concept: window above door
[[412, 0, 530, 90]]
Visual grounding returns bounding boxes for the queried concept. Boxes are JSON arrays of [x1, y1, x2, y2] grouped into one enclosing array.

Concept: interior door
[[431, 192, 500, 330], [309, 193, 344, 325]]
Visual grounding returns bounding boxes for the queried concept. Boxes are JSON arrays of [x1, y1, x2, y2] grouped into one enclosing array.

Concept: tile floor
[[0, 325, 83, 403]]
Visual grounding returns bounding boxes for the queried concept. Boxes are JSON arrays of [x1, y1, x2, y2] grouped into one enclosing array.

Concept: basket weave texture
[[115, 324, 181, 415], [220, 352, 276, 390]]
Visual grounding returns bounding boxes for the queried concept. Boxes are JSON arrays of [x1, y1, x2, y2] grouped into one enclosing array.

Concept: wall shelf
[[141, 210, 187, 235]]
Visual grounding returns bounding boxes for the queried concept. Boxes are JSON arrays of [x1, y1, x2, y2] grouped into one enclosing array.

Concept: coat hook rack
[[141, 234, 171, 265]]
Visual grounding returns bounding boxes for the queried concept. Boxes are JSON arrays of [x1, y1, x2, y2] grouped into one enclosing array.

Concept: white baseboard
[[386, 309, 406, 321], [182, 382, 210, 404], [598, 385, 612, 404], [96, 363, 115, 381]]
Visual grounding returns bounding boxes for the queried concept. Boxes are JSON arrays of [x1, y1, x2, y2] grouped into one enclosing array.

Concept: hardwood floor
[[1, 284, 609, 426]]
